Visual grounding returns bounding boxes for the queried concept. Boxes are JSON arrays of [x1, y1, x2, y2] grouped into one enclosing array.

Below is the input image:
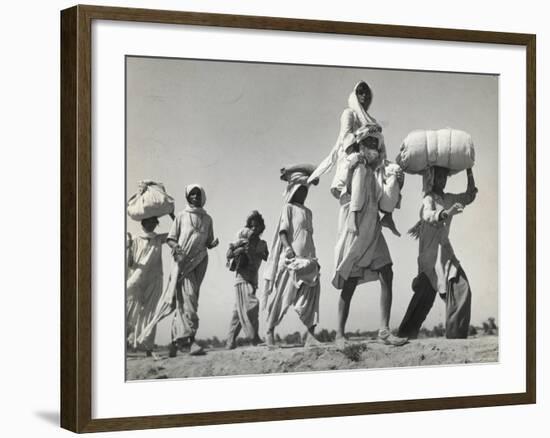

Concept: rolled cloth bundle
[[280, 164, 318, 184], [127, 180, 175, 221], [396, 128, 475, 175]]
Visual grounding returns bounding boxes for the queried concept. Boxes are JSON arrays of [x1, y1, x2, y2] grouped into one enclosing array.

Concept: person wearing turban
[[263, 165, 322, 348], [138, 184, 219, 356], [398, 167, 477, 339]]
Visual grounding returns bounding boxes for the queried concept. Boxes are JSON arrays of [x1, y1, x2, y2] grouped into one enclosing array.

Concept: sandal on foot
[[378, 329, 408, 346], [304, 334, 323, 348], [189, 343, 205, 356], [334, 336, 350, 348]]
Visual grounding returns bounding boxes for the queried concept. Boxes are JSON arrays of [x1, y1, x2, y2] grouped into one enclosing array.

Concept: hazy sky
[[126, 56, 498, 344]]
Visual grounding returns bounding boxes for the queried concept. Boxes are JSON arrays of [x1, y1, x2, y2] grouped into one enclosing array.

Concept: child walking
[[225, 211, 269, 349]]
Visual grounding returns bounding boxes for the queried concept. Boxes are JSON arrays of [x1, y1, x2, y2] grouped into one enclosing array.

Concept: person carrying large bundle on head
[[126, 180, 175, 360], [395, 128, 478, 339]]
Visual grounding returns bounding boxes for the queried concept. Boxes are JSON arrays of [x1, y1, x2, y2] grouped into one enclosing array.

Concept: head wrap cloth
[[280, 163, 318, 202], [346, 81, 387, 161], [307, 81, 386, 184], [184, 184, 207, 209]]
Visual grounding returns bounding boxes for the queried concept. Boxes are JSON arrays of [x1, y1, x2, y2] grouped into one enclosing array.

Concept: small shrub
[[283, 331, 302, 345], [432, 323, 445, 337], [316, 328, 335, 343], [341, 343, 367, 362], [482, 322, 492, 335], [418, 327, 431, 339]]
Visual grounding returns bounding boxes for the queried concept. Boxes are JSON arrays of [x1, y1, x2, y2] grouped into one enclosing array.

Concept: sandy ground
[[126, 335, 498, 380]]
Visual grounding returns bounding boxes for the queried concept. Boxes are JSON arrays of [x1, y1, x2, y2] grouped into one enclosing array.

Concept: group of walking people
[[126, 80, 478, 359]]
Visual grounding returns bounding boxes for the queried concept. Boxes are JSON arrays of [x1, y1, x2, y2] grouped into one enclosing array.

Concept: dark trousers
[[398, 267, 472, 339]]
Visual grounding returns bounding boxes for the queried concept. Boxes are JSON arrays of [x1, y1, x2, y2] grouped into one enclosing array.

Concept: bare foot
[[152, 352, 161, 361], [304, 333, 323, 348], [146, 350, 162, 360], [380, 213, 401, 237], [334, 335, 350, 347], [266, 331, 276, 349], [252, 336, 265, 346], [189, 342, 205, 356]]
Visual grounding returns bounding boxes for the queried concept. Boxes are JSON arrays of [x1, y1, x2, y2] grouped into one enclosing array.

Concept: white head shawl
[[348, 81, 378, 127], [308, 81, 385, 183], [185, 183, 207, 209]]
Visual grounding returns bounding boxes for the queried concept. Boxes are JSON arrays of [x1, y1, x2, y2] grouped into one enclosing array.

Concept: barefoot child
[[263, 165, 322, 348], [398, 167, 477, 339], [138, 184, 219, 356], [126, 216, 171, 359], [225, 211, 269, 349]]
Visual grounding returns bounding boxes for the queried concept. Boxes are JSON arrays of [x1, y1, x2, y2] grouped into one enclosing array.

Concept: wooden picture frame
[[60, 4, 536, 433]]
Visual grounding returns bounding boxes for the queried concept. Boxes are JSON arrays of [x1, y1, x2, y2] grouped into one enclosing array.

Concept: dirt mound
[[126, 336, 498, 380]]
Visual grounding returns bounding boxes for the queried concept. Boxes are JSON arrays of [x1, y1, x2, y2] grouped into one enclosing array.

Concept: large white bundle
[[127, 180, 175, 221], [396, 128, 475, 175]]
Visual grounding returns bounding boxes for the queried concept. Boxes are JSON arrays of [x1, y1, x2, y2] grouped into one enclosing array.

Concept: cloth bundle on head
[[280, 164, 319, 201], [127, 180, 175, 221], [398, 129, 475, 239], [395, 128, 475, 175], [280, 163, 317, 182]]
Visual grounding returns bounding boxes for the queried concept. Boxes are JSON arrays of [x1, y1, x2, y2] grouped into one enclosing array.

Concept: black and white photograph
[[2, 0, 545, 434], [124, 56, 499, 380]]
